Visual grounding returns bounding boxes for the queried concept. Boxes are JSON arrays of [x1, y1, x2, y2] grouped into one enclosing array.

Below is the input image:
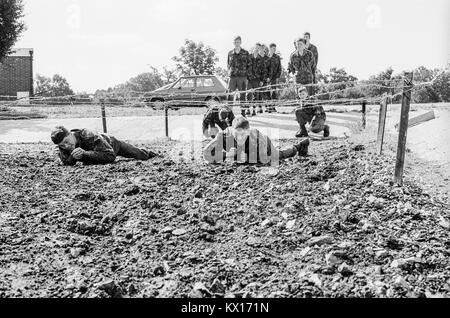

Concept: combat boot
[[294, 138, 310, 157], [323, 125, 330, 138], [295, 128, 309, 138]]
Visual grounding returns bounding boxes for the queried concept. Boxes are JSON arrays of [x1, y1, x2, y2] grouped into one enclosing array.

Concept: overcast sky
[[14, 0, 450, 93]]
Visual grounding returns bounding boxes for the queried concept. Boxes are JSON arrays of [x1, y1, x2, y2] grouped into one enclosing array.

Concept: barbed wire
[[2, 66, 448, 110]]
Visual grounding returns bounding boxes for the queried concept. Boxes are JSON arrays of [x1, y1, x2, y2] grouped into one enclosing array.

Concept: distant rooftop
[[9, 48, 33, 57]]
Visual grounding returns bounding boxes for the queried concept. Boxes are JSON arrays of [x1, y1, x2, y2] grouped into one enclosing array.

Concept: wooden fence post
[[164, 103, 169, 138], [376, 95, 388, 155], [101, 100, 107, 134], [361, 100, 367, 129], [394, 72, 414, 186]]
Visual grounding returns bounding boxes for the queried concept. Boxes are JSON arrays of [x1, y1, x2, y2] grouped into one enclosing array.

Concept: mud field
[[0, 137, 449, 298]]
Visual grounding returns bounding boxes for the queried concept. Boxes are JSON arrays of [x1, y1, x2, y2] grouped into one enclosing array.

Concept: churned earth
[[0, 135, 449, 298]]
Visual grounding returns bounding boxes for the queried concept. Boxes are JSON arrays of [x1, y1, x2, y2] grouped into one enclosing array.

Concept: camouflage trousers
[[295, 108, 326, 133], [110, 137, 156, 160]]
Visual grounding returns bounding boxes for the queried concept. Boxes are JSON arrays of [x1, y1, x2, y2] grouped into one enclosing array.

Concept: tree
[[214, 66, 229, 81], [172, 39, 219, 76], [317, 68, 359, 99], [51, 74, 75, 96], [0, 0, 26, 62], [431, 66, 450, 102], [162, 66, 178, 84], [34, 74, 74, 97], [34, 74, 52, 96]]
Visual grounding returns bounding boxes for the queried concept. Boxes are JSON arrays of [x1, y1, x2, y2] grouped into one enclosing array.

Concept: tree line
[[1, 1, 447, 104]]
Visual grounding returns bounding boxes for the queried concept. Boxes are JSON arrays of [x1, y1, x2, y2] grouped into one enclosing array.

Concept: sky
[[14, 0, 450, 93]]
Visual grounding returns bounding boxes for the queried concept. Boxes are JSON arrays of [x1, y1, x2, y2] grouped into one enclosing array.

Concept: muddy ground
[[0, 136, 449, 298]]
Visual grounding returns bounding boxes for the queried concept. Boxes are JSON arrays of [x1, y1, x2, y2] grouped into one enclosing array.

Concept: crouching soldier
[[202, 105, 235, 139], [294, 87, 330, 138], [51, 126, 159, 165], [203, 116, 310, 164]]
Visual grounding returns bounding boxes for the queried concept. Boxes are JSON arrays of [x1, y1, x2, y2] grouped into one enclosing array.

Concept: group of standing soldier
[[224, 32, 328, 138], [227, 36, 282, 117]]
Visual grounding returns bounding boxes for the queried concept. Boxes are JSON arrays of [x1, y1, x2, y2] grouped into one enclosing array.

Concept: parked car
[[144, 75, 229, 108]]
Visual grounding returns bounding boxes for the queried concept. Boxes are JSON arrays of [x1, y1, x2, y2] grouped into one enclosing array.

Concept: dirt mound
[[0, 139, 449, 298]]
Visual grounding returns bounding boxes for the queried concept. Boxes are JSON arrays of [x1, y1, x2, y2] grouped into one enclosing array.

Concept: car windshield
[[217, 77, 228, 89], [155, 83, 172, 91]]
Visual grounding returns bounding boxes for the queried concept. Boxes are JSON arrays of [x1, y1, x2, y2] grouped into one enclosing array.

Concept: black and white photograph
[[0, 0, 449, 307]]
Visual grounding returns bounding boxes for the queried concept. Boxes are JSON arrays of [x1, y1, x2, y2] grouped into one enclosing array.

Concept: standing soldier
[[288, 38, 315, 96], [259, 44, 271, 113], [227, 36, 251, 117], [304, 32, 319, 83], [247, 43, 263, 117], [266, 43, 282, 113]]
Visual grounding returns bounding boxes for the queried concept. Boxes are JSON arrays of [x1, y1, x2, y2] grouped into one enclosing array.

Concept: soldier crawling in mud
[[294, 86, 330, 138], [203, 116, 310, 164], [202, 104, 235, 139], [51, 126, 159, 165]]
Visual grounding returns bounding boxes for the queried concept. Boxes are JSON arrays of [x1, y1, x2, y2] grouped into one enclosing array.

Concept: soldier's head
[[293, 37, 301, 50], [269, 43, 277, 55], [259, 44, 267, 57], [234, 36, 242, 48], [297, 86, 308, 100], [296, 38, 306, 51], [304, 32, 311, 44], [232, 116, 250, 146], [253, 43, 261, 56], [218, 107, 231, 123], [51, 126, 76, 152]]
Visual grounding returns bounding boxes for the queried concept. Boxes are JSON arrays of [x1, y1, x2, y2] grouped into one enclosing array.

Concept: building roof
[[9, 48, 33, 57]]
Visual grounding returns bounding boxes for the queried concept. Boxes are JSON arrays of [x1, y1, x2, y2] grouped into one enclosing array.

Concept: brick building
[[0, 48, 34, 99]]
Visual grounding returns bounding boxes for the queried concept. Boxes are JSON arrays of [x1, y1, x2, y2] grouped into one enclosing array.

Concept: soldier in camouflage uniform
[[304, 32, 319, 83], [202, 104, 235, 139], [227, 36, 251, 117], [247, 43, 265, 116], [51, 126, 159, 165], [288, 38, 315, 97], [266, 43, 282, 113], [294, 87, 330, 138], [204, 116, 310, 164]]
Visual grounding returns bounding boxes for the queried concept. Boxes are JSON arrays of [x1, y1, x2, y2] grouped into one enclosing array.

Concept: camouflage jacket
[[248, 55, 268, 81], [267, 53, 282, 80], [58, 129, 117, 165], [204, 128, 277, 164], [301, 103, 327, 122], [227, 48, 251, 78], [306, 44, 318, 70], [288, 50, 315, 84], [202, 106, 235, 131]]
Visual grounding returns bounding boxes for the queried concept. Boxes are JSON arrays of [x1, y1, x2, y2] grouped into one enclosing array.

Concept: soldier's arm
[[228, 111, 235, 125], [81, 135, 116, 164], [203, 132, 226, 163], [58, 147, 77, 166], [227, 52, 231, 70], [287, 54, 294, 74], [276, 57, 282, 78], [202, 109, 213, 132], [314, 47, 319, 68]]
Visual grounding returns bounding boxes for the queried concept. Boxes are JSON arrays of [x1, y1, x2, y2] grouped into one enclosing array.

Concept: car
[[144, 75, 229, 109]]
